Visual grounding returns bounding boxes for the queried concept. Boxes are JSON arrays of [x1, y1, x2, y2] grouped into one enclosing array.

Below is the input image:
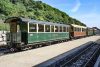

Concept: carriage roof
[[71, 24, 87, 29], [4, 17, 70, 27]]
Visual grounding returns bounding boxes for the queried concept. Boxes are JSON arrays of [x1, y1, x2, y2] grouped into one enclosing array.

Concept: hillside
[[0, 0, 86, 26]]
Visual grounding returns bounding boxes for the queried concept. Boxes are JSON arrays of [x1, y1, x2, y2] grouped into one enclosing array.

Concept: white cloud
[[71, 0, 81, 12]]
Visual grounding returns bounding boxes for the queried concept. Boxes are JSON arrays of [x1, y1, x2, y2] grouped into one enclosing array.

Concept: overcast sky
[[42, 0, 100, 28]]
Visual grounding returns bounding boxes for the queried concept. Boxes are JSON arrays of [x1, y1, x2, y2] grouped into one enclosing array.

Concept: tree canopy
[[0, 0, 86, 26]]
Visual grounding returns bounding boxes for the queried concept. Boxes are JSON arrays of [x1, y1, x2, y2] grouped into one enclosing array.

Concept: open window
[[67, 27, 69, 32], [45, 25, 50, 32], [29, 23, 37, 32], [60, 26, 62, 32], [63, 27, 66, 32], [38, 24, 44, 32], [55, 26, 58, 32], [51, 26, 54, 32]]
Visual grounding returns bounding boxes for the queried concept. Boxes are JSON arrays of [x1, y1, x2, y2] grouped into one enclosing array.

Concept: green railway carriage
[[4, 17, 70, 50], [93, 28, 98, 35], [87, 28, 94, 36]]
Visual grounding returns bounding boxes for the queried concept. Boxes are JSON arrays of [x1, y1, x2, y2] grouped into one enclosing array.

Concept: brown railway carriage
[[71, 24, 87, 38]]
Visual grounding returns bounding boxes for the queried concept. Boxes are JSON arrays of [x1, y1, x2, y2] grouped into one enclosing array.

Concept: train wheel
[[10, 48, 15, 52]]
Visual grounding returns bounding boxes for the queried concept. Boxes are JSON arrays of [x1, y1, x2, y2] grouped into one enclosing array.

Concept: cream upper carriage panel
[[71, 24, 87, 29]]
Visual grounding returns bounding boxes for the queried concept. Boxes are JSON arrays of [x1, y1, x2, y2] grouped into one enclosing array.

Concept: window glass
[[78, 28, 80, 32], [67, 27, 69, 32], [82, 28, 84, 32], [78, 28, 79, 31], [60, 26, 62, 32], [84, 29, 85, 32], [75, 27, 77, 31], [55, 26, 58, 32], [51, 26, 54, 32], [45, 25, 50, 32], [10, 22, 17, 33], [38, 24, 44, 32], [80, 28, 81, 32], [77, 28, 79, 32], [63, 27, 66, 32], [77, 28, 78, 31], [29, 23, 36, 32], [66, 27, 67, 32]]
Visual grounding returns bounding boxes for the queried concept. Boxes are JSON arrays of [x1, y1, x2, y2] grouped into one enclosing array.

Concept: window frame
[[66, 27, 69, 32], [63, 26, 66, 32], [45, 24, 50, 32], [38, 24, 44, 32], [51, 25, 54, 32], [59, 26, 63, 32], [55, 26, 59, 32], [29, 23, 37, 33]]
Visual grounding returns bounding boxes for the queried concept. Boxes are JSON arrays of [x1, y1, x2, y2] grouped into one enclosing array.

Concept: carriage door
[[10, 22, 18, 44], [21, 23, 28, 45]]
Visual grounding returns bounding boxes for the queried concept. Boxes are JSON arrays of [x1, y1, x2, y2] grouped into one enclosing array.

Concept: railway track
[[35, 42, 100, 67], [62, 42, 100, 67]]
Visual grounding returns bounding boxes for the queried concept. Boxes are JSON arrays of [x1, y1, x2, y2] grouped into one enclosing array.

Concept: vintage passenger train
[[3, 17, 97, 51]]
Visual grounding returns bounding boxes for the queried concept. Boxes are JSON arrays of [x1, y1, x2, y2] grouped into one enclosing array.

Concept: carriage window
[[60, 26, 62, 32], [77, 28, 78, 31], [45, 25, 50, 32], [80, 28, 82, 32], [74, 27, 77, 31], [67, 27, 69, 32], [82, 28, 84, 32], [83, 28, 86, 32], [74, 27, 75, 31], [74, 27, 76, 31], [10, 22, 17, 33], [77, 28, 79, 31], [55, 26, 58, 32], [76, 28, 78, 31], [38, 24, 44, 32], [63, 27, 66, 32], [29, 23, 37, 32], [67, 27, 68, 32], [51, 26, 54, 32], [77, 28, 79, 32], [69, 27, 70, 32], [78, 28, 80, 31], [78, 28, 80, 32]]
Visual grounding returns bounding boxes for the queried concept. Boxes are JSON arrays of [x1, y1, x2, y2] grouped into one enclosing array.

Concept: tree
[[0, 0, 86, 26]]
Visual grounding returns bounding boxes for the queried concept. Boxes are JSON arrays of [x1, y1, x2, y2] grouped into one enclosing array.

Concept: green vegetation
[[0, 23, 10, 31], [0, 0, 86, 28]]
